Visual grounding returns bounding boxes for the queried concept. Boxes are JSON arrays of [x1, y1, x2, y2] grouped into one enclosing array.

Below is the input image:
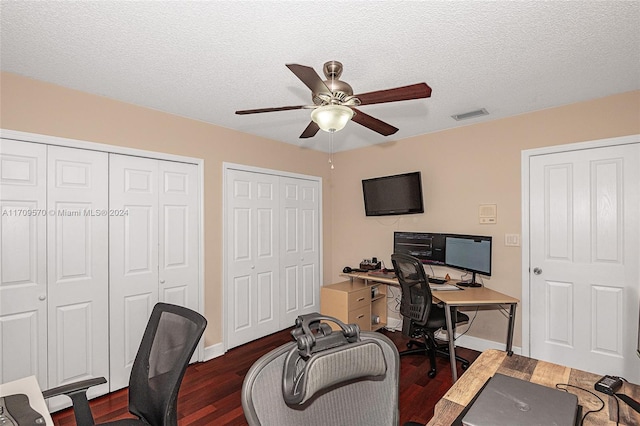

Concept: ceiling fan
[[235, 61, 432, 139]]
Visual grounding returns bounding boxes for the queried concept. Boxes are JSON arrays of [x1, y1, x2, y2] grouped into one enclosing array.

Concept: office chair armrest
[[43, 377, 106, 426], [42, 376, 106, 398]]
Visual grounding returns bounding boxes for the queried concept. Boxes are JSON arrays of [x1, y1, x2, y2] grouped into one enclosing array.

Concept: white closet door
[[158, 160, 199, 311], [280, 177, 320, 328], [226, 169, 281, 349], [0, 139, 47, 386], [109, 154, 159, 390], [46, 145, 109, 405]]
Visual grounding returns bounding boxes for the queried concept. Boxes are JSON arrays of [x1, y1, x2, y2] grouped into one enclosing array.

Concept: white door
[[529, 143, 640, 382], [280, 177, 320, 327], [0, 140, 48, 386], [226, 169, 281, 349], [46, 145, 109, 406], [109, 156, 199, 390], [109, 154, 159, 390], [158, 160, 199, 311]]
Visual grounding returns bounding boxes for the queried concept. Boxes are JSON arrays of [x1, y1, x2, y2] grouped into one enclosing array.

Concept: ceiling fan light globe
[[310, 105, 354, 133]]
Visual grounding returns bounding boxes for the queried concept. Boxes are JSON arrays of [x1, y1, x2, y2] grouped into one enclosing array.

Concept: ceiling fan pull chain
[[329, 132, 335, 169]]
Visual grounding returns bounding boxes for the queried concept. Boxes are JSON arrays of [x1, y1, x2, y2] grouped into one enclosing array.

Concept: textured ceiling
[[1, 1, 639, 153]]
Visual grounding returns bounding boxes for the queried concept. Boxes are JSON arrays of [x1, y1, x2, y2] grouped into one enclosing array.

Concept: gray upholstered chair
[[241, 313, 400, 426]]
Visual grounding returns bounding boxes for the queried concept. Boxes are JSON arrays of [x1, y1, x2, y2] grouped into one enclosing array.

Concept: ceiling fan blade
[[299, 121, 320, 139], [355, 83, 432, 106], [286, 64, 332, 94], [235, 105, 310, 115], [351, 108, 398, 136]]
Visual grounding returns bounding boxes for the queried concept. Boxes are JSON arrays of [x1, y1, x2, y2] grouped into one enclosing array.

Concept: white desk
[[342, 272, 519, 382], [0, 376, 54, 425]]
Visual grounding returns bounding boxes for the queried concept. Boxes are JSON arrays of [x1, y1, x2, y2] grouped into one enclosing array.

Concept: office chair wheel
[[428, 369, 437, 378]]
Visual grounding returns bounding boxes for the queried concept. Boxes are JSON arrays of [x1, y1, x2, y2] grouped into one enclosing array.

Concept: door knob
[[38, 295, 46, 301], [533, 267, 542, 275], [160, 280, 165, 284]]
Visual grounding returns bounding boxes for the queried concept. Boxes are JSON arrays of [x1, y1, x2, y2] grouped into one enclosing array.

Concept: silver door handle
[[533, 267, 542, 275]]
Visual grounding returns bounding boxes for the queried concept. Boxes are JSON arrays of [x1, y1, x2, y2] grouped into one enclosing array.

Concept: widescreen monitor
[[393, 231, 445, 265], [444, 234, 492, 287]]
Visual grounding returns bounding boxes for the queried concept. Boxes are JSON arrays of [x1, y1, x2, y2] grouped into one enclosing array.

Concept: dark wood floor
[[51, 328, 480, 425]]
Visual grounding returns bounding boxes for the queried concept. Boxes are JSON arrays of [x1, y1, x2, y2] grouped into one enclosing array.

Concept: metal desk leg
[[444, 303, 458, 382], [506, 303, 517, 356]]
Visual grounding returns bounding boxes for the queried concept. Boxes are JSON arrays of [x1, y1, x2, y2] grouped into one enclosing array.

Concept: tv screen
[[362, 172, 424, 216]]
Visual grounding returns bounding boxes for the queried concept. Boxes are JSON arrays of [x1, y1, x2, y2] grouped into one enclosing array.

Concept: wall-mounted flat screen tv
[[362, 172, 424, 216]]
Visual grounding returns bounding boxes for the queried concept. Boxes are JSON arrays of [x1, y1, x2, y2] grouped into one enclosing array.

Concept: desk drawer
[[348, 288, 370, 311], [348, 305, 371, 331]]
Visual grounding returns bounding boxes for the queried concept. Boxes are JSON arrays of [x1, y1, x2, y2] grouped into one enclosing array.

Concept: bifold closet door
[[109, 154, 159, 390], [110, 155, 199, 390], [279, 177, 320, 328], [158, 160, 199, 312], [226, 169, 281, 349], [46, 145, 109, 407], [0, 139, 48, 386]]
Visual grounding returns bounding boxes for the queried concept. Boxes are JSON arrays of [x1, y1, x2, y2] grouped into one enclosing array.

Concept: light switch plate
[[505, 234, 520, 247]]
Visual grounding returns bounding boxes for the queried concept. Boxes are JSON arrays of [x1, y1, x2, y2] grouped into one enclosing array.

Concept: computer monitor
[[444, 234, 492, 287], [393, 231, 446, 265]]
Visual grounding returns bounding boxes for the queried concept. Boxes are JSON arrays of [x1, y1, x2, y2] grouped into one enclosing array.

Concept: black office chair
[[391, 253, 470, 378], [43, 303, 207, 426]]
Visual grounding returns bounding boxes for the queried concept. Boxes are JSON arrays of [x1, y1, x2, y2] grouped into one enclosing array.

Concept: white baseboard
[[204, 342, 225, 361], [435, 330, 522, 355], [203, 326, 520, 363]]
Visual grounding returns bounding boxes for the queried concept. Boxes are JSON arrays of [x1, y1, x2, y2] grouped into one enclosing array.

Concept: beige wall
[[2, 71, 638, 349], [330, 90, 640, 347], [0, 72, 334, 347]]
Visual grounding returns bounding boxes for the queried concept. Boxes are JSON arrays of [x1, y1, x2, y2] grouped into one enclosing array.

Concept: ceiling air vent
[[451, 108, 489, 121]]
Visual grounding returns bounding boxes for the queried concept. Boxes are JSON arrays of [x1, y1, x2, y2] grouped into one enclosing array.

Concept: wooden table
[[427, 349, 640, 426], [342, 272, 519, 382]]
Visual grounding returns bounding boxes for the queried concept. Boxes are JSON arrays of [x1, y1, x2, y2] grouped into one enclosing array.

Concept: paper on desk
[[430, 284, 461, 291]]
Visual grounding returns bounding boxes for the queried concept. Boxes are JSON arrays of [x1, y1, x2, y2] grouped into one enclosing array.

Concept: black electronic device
[[594, 375, 640, 414], [594, 375, 623, 395], [444, 234, 492, 287], [362, 171, 424, 216], [0, 394, 46, 425], [342, 266, 352, 273], [359, 260, 381, 270], [428, 277, 446, 284], [393, 231, 446, 265]]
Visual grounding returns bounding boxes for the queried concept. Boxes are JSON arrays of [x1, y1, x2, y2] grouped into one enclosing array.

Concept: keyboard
[[428, 277, 446, 284]]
